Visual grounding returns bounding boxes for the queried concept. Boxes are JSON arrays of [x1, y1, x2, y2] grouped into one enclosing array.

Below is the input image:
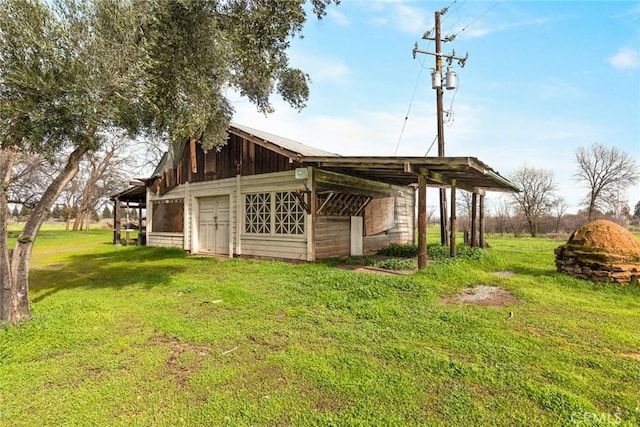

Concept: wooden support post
[[479, 194, 485, 248], [418, 175, 427, 269], [450, 181, 457, 258], [125, 201, 130, 245], [113, 198, 120, 245], [471, 192, 478, 247]]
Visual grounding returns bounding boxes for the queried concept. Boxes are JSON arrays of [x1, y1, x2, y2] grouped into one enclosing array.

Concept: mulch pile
[[554, 219, 640, 285]]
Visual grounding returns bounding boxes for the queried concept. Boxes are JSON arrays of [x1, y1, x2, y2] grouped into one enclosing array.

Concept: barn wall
[[148, 170, 311, 260], [315, 216, 351, 259], [238, 171, 309, 260], [313, 169, 415, 257], [147, 158, 415, 259], [363, 187, 415, 254], [153, 133, 297, 195], [147, 232, 184, 248]]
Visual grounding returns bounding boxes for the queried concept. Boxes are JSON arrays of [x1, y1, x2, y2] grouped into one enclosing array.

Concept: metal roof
[[114, 124, 518, 200], [230, 123, 339, 159], [301, 156, 519, 194]]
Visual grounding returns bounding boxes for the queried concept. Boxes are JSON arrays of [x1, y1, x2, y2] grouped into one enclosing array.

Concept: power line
[[454, 0, 502, 37], [441, 0, 465, 28], [445, 75, 460, 127], [424, 134, 438, 156], [394, 41, 432, 155]]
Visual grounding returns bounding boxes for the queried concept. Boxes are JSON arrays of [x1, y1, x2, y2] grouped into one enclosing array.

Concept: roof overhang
[[110, 181, 147, 204], [301, 156, 519, 195]]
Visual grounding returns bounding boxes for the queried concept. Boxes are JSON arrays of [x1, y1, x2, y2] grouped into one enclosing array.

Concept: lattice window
[[275, 192, 305, 235], [245, 193, 271, 234]]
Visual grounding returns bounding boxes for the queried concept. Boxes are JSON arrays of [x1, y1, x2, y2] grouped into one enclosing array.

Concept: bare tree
[[603, 188, 630, 225], [574, 143, 639, 221], [456, 190, 473, 242], [549, 196, 569, 236], [491, 197, 513, 236], [71, 134, 138, 231], [8, 154, 59, 209], [509, 165, 557, 237]]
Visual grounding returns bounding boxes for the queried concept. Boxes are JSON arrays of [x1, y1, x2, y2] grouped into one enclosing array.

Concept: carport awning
[[110, 183, 146, 206], [301, 156, 519, 194]]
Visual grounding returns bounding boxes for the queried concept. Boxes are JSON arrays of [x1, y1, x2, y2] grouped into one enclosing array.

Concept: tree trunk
[[74, 209, 85, 231], [0, 146, 18, 322], [1, 142, 91, 323]]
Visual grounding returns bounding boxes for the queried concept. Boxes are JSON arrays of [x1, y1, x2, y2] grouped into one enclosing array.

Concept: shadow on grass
[[30, 246, 188, 303]]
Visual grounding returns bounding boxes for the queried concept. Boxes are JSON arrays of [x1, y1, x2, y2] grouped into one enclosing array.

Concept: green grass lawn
[[1, 229, 639, 426]]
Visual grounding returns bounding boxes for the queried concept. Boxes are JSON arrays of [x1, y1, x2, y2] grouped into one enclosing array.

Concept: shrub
[[374, 258, 416, 271], [377, 243, 418, 258]]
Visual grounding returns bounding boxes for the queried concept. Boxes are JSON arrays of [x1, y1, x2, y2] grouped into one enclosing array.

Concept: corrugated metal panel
[[230, 123, 339, 158]]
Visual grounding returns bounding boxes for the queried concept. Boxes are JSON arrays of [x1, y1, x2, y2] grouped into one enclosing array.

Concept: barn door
[[198, 196, 230, 254]]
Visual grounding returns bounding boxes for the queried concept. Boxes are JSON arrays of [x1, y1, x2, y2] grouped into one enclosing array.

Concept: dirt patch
[[620, 353, 640, 361], [443, 285, 520, 307], [150, 334, 210, 388], [335, 264, 414, 275]]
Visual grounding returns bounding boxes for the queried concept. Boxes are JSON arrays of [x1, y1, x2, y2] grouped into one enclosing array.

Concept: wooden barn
[[144, 123, 415, 260], [140, 123, 518, 263]]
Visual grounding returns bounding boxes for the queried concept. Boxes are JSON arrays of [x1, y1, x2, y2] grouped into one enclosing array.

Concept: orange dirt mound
[[555, 220, 640, 285], [566, 219, 640, 255]]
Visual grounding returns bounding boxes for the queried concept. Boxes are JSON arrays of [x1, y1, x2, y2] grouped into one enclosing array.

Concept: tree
[[633, 200, 640, 222], [574, 143, 639, 221], [71, 134, 135, 231], [0, 0, 337, 324], [102, 206, 112, 219], [509, 165, 557, 237], [549, 196, 569, 235]]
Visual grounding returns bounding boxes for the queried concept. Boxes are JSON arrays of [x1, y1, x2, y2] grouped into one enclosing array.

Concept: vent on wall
[[316, 192, 371, 216]]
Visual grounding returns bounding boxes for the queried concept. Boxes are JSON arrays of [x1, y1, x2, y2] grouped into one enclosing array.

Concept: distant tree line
[[454, 142, 639, 238]]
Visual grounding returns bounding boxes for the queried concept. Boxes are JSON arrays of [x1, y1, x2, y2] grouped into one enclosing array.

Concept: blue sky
[[231, 0, 640, 215]]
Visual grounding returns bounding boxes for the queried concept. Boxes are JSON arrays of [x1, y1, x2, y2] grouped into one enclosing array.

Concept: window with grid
[[275, 192, 305, 235], [245, 193, 271, 234]]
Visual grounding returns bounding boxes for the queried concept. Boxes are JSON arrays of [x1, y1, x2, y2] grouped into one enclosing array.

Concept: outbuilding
[[132, 123, 518, 265]]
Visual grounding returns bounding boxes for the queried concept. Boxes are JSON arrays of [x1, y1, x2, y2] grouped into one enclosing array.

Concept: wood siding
[[148, 170, 310, 260], [363, 188, 414, 254], [364, 197, 395, 236], [146, 135, 415, 261], [315, 217, 351, 259], [154, 133, 297, 195], [147, 232, 184, 248]]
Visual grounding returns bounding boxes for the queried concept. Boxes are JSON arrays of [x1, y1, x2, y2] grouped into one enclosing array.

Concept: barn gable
[[150, 123, 338, 195]]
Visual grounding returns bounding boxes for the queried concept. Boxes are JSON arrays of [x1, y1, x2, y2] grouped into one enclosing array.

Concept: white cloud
[[314, 61, 350, 82], [454, 16, 550, 40], [326, 9, 349, 26], [608, 47, 639, 70], [394, 4, 428, 35], [362, 0, 428, 35], [227, 88, 634, 214], [289, 52, 351, 83]]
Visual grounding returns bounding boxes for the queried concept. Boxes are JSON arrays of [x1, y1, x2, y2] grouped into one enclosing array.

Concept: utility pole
[[413, 7, 468, 246], [434, 9, 448, 246]]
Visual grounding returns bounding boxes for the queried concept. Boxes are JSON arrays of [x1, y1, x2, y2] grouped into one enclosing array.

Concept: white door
[[198, 196, 230, 254]]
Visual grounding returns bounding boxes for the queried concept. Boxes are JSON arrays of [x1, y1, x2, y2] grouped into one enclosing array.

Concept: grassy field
[[1, 229, 639, 426]]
